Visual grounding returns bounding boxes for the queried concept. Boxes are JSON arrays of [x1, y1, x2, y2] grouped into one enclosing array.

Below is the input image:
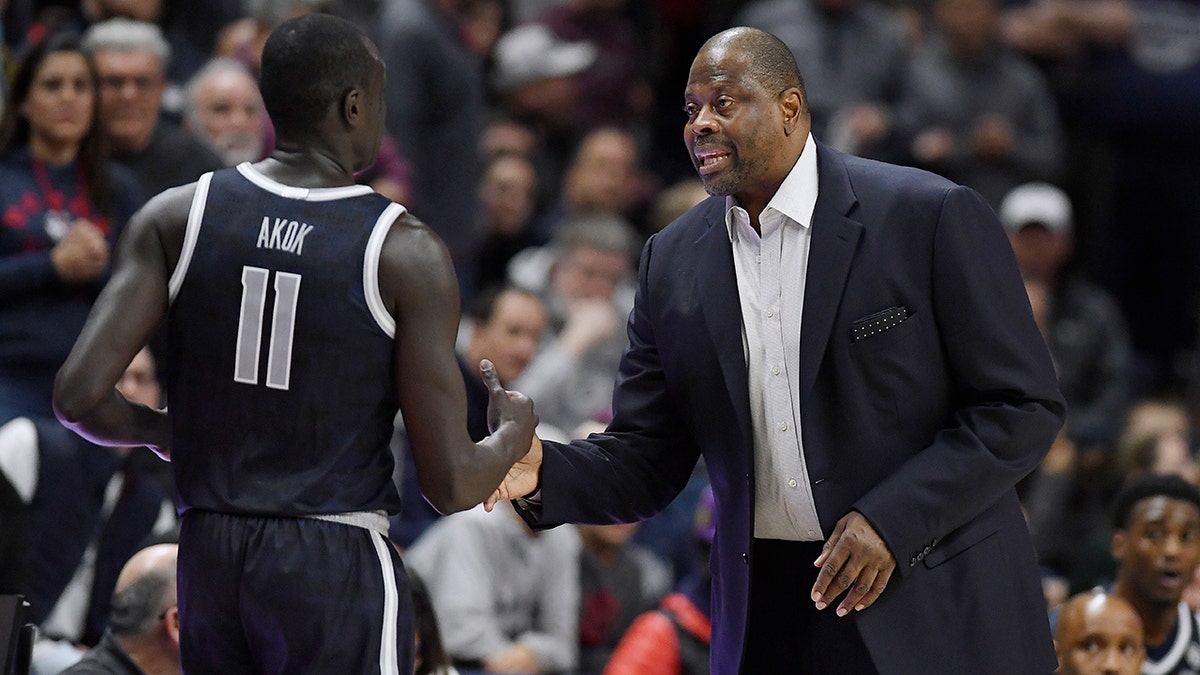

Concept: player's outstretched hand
[[481, 359, 537, 438], [480, 359, 542, 511]]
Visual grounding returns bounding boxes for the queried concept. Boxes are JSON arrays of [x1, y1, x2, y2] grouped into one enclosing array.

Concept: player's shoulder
[[135, 181, 202, 231]]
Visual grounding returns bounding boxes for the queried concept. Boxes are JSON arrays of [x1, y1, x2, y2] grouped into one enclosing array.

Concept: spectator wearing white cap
[[490, 22, 600, 221], [492, 23, 597, 132], [1001, 181, 1133, 450]]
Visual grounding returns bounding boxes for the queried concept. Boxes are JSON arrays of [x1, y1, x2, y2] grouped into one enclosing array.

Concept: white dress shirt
[[725, 133, 823, 541]]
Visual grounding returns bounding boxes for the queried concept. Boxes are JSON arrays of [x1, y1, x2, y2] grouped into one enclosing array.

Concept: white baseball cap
[[492, 24, 597, 91], [998, 182, 1073, 235]]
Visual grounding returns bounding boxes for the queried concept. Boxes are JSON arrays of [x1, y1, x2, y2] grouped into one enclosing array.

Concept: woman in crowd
[[0, 31, 142, 422]]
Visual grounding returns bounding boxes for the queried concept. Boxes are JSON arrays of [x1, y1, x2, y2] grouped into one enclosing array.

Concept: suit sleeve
[[853, 185, 1065, 572], [528, 234, 703, 527]]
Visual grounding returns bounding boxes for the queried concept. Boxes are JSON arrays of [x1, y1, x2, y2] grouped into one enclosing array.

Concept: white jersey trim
[[236, 162, 376, 201], [1144, 602, 1193, 675], [363, 203, 406, 338], [168, 171, 213, 304], [370, 530, 401, 674]]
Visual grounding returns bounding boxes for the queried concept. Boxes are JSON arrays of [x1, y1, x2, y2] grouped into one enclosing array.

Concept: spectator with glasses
[[82, 18, 221, 200]]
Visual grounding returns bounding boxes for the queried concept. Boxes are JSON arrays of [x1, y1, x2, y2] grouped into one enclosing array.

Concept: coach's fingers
[[811, 545, 856, 609], [837, 566, 880, 617], [814, 517, 847, 567], [852, 563, 895, 613]]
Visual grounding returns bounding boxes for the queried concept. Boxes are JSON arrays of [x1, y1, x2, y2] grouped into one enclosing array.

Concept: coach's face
[[683, 37, 806, 211]]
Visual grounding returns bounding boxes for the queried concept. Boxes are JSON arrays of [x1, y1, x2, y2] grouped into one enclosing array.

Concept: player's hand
[[482, 358, 537, 438], [811, 511, 896, 616], [484, 433, 543, 512]]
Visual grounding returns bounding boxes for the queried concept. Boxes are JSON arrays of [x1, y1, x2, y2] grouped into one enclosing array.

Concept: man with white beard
[[184, 58, 266, 167]]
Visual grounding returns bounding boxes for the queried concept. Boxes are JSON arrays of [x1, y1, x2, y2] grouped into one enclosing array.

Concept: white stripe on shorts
[[369, 530, 400, 675]]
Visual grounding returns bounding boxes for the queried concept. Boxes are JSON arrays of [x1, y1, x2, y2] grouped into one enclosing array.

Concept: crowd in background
[[0, 0, 1198, 673]]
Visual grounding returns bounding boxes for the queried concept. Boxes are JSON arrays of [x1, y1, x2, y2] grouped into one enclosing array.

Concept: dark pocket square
[[850, 306, 910, 342]]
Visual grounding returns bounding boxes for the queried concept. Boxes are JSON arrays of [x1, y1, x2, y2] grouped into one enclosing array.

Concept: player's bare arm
[[380, 212, 537, 514], [53, 185, 195, 459]]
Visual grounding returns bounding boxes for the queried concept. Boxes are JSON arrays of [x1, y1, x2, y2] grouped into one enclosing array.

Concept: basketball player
[[53, 14, 538, 674]]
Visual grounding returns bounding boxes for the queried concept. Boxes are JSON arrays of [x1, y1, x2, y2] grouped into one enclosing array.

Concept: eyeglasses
[[99, 74, 162, 93]]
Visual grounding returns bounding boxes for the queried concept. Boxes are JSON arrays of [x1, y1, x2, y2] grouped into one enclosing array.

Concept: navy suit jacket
[[524, 143, 1065, 674]]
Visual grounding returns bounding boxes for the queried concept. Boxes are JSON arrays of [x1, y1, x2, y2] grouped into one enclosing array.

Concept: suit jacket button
[[742, 552, 749, 564]]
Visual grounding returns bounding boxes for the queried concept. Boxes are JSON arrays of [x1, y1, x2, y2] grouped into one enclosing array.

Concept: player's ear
[[343, 88, 362, 127]]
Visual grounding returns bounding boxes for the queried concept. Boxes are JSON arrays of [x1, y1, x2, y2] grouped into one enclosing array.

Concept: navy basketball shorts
[[177, 510, 414, 674]]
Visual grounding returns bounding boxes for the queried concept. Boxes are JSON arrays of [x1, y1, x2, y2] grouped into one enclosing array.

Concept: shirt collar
[[725, 133, 818, 242]]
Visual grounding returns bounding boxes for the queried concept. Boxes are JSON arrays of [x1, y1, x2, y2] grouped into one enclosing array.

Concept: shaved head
[[110, 543, 178, 637], [699, 27, 805, 102], [1055, 591, 1144, 675]]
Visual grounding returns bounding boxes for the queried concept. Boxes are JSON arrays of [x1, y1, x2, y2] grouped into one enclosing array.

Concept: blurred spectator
[[375, 0, 487, 277], [1001, 182, 1132, 448], [1027, 397, 1199, 595], [82, 18, 223, 199], [1114, 399, 1197, 484], [1053, 590, 1144, 675], [604, 486, 715, 675], [894, 0, 1064, 208], [491, 22, 598, 199], [576, 523, 670, 673], [82, 0, 228, 103], [533, 126, 647, 239], [405, 503, 581, 674], [390, 285, 551, 548], [535, 0, 653, 130], [472, 152, 542, 295], [0, 347, 176, 674], [1005, 0, 1200, 392], [182, 58, 266, 167], [1110, 473, 1200, 674], [60, 543, 180, 675], [0, 31, 142, 423], [735, 0, 910, 161], [509, 214, 639, 433]]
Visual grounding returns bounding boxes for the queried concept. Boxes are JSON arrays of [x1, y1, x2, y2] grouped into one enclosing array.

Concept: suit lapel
[[693, 201, 753, 443], [800, 144, 864, 401]]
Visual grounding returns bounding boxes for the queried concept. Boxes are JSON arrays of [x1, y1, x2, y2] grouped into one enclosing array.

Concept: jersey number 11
[[234, 265, 301, 390]]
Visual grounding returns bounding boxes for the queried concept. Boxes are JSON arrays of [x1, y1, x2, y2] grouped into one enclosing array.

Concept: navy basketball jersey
[[166, 164, 405, 517]]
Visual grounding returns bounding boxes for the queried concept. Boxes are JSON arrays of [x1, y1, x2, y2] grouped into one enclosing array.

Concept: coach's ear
[[164, 604, 181, 646]]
